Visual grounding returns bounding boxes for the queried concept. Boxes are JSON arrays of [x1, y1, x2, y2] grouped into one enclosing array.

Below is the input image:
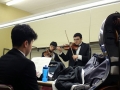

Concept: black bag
[[55, 54, 109, 90], [84, 54, 107, 84], [55, 66, 83, 90], [51, 61, 65, 80]]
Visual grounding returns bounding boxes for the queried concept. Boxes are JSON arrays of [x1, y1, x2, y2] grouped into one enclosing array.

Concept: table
[[38, 81, 54, 90], [37, 81, 54, 87]]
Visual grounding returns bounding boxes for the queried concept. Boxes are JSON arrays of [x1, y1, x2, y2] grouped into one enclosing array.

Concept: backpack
[[55, 54, 109, 90]]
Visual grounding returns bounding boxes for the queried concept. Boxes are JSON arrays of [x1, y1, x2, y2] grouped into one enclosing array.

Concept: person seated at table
[[0, 24, 39, 90]]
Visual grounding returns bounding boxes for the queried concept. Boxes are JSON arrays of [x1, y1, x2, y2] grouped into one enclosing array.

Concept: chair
[[0, 84, 13, 90]]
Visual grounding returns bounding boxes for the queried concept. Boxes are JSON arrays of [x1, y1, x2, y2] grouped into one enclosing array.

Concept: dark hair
[[50, 41, 57, 47], [73, 33, 82, 39], [11, 24, 37, 47]]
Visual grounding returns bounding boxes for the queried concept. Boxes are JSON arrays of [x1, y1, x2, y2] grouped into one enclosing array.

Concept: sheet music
[[31, 57, 51, 78]]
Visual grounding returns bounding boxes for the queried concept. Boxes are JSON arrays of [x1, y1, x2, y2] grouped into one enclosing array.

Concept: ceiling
[[0, 0, 100, 14]]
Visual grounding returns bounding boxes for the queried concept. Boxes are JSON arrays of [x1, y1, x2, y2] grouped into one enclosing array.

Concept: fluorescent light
[[6, 0, 24, 6], [1, 0, 120, 28]]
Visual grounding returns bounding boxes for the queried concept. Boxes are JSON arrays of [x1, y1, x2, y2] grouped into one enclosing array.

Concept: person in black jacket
[[57, 33, 91, 67], [42, 41, 62, 62], [0, 24, 39, 90]]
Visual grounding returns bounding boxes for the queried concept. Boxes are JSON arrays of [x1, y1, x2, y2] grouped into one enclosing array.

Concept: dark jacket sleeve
[[22, 61, 39, 90], [54, 53, 62, 62], [59, 49, 71, 62], [79, 44, 91, 64]]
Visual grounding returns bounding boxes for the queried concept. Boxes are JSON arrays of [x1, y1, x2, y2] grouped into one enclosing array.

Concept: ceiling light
[[6, 0, 24, 6], [1, 0, 120, 28]]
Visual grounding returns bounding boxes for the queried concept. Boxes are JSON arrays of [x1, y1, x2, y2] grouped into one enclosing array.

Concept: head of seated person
[[0, 24, 39, 90], [11, 24, 37, 56]]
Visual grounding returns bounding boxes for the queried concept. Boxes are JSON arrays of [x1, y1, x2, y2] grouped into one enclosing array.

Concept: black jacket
[[55, 66, 83, 90], [59, 42, 91, 66], [0, 48, 39, 90]]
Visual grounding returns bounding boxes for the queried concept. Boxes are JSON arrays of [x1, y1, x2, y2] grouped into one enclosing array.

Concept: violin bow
[[65, 30, 74, 55]]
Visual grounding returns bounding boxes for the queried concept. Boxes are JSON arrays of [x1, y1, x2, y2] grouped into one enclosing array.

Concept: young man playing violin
[[57, 33, 91, 67], [42, 41, 62, 62]]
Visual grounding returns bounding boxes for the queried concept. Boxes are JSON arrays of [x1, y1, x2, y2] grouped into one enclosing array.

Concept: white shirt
[[18, 50, 25, 56], [52, 53, 55, 60], [76, 42, 82, 61]]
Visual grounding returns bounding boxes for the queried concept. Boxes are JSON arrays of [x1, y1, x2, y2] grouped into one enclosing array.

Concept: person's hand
[[72, 55, 78, 60], [56, 47, 62, 53]]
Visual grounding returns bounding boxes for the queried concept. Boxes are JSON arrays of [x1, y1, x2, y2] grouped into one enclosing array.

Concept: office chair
[[0, 84, 13, 90]]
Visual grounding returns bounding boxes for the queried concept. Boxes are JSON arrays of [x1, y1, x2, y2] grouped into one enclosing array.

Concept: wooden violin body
[[43, 49, 53, 57], [61, 43, 79, 50]]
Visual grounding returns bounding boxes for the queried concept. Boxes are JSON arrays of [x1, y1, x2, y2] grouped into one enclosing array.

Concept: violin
[[61, 43, 79, 50], [63, 30, 78, 55], [43, 49, 53, 57]]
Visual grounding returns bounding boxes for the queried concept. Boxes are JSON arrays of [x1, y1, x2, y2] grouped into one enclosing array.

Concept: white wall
[[29, 10, 90, 47], [0, 2, 120, 55]]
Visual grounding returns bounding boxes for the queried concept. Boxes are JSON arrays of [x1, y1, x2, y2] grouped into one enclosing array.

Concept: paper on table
[[31, 57, 51, 78]]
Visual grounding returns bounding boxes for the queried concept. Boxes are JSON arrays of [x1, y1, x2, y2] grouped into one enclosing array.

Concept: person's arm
[[54, 53, 62, 62], [59, 49, 71, 62], [57, 47, 70, 62], [22, 61, 39, 90]]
